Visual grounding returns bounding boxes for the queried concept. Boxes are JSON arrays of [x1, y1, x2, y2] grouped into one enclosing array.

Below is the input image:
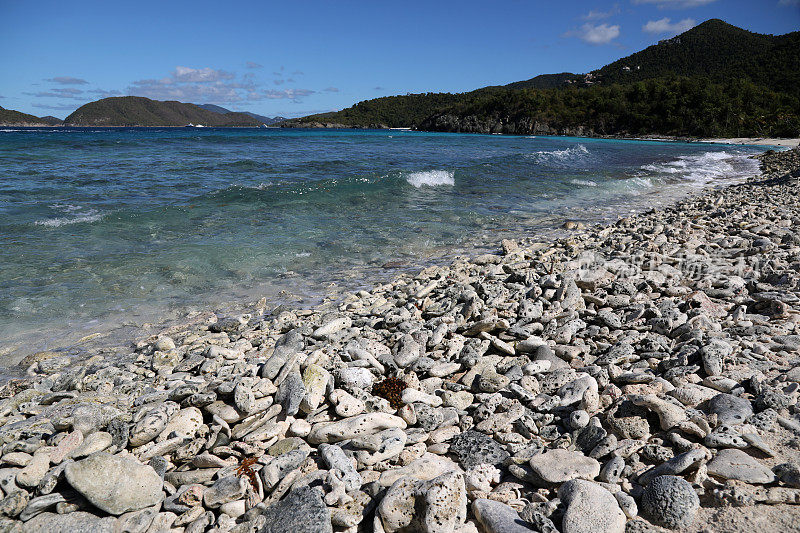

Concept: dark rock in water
[[641, 475, 699, 529], [449, 430, 510, 468], [259, 486, 332, 533]]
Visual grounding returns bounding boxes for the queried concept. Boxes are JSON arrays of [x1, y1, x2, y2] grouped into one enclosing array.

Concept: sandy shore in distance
[[703, 137, 800, 148]]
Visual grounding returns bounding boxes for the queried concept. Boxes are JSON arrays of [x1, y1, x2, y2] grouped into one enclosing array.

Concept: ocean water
[[0, 127, 766, 369]]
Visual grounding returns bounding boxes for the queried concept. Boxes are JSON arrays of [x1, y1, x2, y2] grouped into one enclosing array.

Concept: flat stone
[[558, 479, 625, 533], [65, 452, 163, 515], [528, 449, 600, 485], [203, 475, 248, 508], [259, 486, 332, 533], [307, 413, 406, 444], [641, 475, 699, 529], [472, 498, 537, 533], [707, 394, 753, 426], [379, 454, 460, 487], [707, 449, 776, 484], [24, 511, 117, 533]]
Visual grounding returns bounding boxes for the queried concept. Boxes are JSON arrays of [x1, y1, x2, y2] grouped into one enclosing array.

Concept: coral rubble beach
[[0, 147, 799, 533]]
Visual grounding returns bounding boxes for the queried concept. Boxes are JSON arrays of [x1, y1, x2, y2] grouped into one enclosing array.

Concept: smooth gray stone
[[65, 453, 163, 515], [24, 511, 117, 533], [559, 479, 626, 533], [707, 449, 776, 484], [473, 498, 537, 533]]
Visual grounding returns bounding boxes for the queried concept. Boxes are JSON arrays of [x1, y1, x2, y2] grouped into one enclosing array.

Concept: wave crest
[[405, 170, 455, 188]]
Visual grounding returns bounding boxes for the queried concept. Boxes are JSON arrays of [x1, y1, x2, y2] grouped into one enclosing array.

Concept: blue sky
[[1, 0, 798, 119]]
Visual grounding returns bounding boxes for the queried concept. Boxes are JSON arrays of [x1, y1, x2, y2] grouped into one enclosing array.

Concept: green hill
[[281, 93, 465, 129], [284, 19, 800, 137], [64, 96, 262, 126], [591, 19, 799, 96], [0, 106, 61, 126]]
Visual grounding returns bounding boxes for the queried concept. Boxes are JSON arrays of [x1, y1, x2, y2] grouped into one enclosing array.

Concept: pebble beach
[[0, 146, 799, 532]]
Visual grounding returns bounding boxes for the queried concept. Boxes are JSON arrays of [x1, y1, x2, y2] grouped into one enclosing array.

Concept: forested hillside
[[284, 19, 800, 137]]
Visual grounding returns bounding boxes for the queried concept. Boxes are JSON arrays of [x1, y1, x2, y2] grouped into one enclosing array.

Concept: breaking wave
[[405, 170, 455, 188]]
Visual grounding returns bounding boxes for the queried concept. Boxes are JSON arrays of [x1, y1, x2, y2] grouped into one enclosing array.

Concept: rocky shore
[[1, 147, 799, 533]]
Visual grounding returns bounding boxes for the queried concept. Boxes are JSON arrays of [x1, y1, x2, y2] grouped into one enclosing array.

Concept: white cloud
[[245, 61, 263, 69], [126, 66, 318, 105], [643, 17, 696, 34], [323, 87, 340, 93], [632, 0, 716, 8], [564, 23, 621, 45], [262, 89, 316, 102], [582, 5, 619, 20], [173, 66, 234, 83], [44, 76, 89, 85]]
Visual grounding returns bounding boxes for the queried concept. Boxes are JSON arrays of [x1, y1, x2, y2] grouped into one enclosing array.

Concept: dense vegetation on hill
[[285, 19, 800, 137], [281, 93, 464, 128], [420, 77, 799, 138], [0, 106, 62, 126], [594, 20, 800, 97], [65, 97, 262, 126]]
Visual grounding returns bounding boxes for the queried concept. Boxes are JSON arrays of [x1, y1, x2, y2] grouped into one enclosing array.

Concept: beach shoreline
[[0, 136, 771, 374], [0, 147, 799, 531]]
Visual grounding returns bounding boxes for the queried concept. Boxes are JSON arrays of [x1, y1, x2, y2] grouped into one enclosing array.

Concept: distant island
[[0, 106, 63, 126], [1, 19, 797, 137], [283, 19, 800, 138], [0, 98, 285, 128]]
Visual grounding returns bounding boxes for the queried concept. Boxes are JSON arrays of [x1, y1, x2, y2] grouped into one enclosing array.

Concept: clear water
[[0, 127, 766, 368]]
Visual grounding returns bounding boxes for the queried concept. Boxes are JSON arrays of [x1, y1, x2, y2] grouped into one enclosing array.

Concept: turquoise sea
[[0, 127, 767, 368]]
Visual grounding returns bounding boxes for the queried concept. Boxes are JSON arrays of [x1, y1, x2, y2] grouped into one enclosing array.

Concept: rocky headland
[[0, 148, 799, 532]]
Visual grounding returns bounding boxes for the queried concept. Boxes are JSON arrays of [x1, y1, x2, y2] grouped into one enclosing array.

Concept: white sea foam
[[527, 144, 589, 163], [406, 170, 455, 188], [295, 252, 311, 257], [640, 150, 759, 185], [570, 179, 598, 187], [36, 205, 104, 227]]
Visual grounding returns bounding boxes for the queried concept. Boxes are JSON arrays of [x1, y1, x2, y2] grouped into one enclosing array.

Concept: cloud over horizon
[[632, 0, 716, 8], [643, 17, 696, 34], [44, 76, 89, 85], [564, 23, 621, 45]]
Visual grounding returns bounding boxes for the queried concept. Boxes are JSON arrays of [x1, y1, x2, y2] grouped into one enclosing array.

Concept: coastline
[[4, 123, 799, 151], [0, 147, 799, 530], [0, 135, 769, 373]]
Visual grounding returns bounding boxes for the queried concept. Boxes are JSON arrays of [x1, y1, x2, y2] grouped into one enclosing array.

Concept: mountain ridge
[[63, 97, 263, 126]]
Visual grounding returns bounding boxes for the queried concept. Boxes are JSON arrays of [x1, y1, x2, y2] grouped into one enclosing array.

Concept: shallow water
[[0, 127, 766, 368]]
